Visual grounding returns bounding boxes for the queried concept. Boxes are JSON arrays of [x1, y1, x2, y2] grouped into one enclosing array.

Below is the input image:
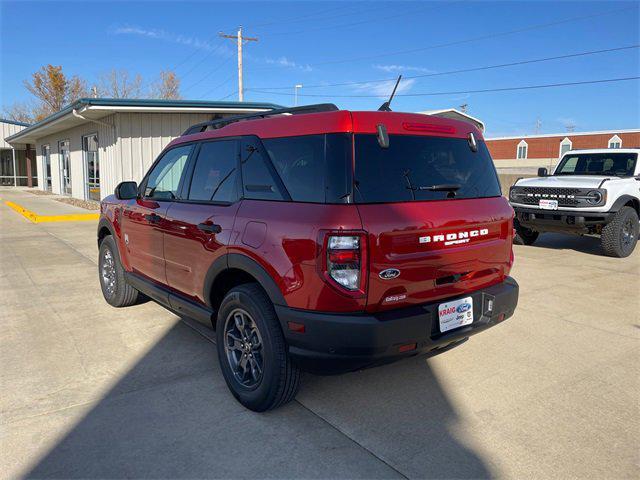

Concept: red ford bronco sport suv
[[97, 104, 519, 411]]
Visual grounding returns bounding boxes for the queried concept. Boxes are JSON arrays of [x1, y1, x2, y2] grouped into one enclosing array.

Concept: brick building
[[485, 129, 640, 170]]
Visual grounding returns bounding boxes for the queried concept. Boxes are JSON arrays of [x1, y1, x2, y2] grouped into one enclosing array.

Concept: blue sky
[[1, 0, 638, 136]]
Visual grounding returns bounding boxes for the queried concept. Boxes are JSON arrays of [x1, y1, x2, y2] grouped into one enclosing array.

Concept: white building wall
[[114, 112, 212, 186], [35, 114, 117, 199], [33, 112, 213, 200], [1, 121, 27, 149]]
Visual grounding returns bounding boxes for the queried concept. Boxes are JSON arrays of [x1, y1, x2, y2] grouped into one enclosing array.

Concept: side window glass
[[241, 138, 285, 201], [145, 145, 192, 200], [558, 156, 578, 173], [188, 140, 238, 202]]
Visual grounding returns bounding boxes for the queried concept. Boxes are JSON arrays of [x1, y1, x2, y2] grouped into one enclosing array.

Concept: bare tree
[[97, 69, 143, 98], [2, 102, 37, 124], [150, 70, 181, 99], [23, 65, 87, 119]]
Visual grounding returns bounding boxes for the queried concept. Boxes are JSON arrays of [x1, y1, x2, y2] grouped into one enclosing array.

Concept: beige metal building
[[5, 98, 281, 201], [1, 119, 36, 187]]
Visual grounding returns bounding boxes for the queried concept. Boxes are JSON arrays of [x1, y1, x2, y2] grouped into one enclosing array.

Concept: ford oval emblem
[[379, 268, 400, 280], [456, 303, 472, 313]]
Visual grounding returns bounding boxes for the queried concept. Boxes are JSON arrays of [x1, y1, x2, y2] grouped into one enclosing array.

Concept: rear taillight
[[320, 232, 367, 296]]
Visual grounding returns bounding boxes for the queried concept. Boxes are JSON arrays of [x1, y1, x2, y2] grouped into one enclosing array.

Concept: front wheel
[[99, 235, 140, 307], [216, 283, 301, 412], [514, 219, 539, 246], [601, 207, 639, 258]]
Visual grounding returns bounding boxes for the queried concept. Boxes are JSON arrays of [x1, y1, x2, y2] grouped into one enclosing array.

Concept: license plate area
[[438, 296, 474, 333], [539, 199, 558, 210]]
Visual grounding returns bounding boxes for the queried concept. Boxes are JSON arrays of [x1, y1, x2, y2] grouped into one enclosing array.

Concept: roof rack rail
[[182, 103, 339, 136]]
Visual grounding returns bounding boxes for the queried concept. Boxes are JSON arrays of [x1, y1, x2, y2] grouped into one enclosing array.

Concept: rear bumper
[[514, 206, 614, 234], [275, 277, 519, 373]]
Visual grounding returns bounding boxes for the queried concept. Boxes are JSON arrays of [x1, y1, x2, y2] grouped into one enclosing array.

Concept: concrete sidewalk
[[1, 190, 638, 479], [0, 188, 94, 216]]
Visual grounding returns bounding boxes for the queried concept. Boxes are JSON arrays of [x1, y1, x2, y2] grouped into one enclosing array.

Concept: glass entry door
[[83, 134, 100, 201], [42, 145, 52, 191], [59, 140, 71, 195]]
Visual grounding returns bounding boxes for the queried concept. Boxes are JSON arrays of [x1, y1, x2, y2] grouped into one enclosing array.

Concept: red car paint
[[100, 109, 514, 315]]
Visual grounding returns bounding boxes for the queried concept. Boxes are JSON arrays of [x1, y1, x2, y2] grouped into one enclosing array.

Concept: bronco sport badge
[[419, 228, 489, 246]]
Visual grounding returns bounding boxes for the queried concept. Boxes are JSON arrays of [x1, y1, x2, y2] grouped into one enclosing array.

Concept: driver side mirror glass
[[115, 181, 138, 200], [538, 167, 548, 177]]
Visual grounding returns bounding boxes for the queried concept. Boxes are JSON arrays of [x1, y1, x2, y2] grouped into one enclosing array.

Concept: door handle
[[197, 223, 222, 234], [144, 213, 161, 224]]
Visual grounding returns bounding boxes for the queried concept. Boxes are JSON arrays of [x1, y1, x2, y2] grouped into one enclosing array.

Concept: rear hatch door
[[353, 133, 513, 313]]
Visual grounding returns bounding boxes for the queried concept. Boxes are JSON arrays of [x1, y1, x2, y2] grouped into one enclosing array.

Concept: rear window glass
[[555, 152, 637, 176], [353, 134, 501, 203], [262, 134, 351, 203]]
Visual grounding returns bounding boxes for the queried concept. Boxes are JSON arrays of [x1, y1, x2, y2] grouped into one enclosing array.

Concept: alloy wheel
[[224, 308, 264, 388], [101, 249, 117, 298]]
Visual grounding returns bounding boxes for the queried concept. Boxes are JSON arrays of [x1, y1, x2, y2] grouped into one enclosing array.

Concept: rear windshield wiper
[[416, 183, 461, 192]]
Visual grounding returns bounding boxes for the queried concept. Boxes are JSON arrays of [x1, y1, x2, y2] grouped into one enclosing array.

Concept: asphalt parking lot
[[1, 188, 638, 479]]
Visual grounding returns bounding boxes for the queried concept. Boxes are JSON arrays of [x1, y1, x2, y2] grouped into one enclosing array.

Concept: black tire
[[216, 283, 301, 412], [600, 206, 639, 258], [514, 219, 539, 246], [98, 235, 140, 307]]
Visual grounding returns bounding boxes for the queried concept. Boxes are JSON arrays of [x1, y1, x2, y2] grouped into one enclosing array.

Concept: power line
[[250, 45, 639, 90], [258, 2, 461, 37], [179, 39, 228, 80], [218, 90, 239, 101], [256, 5, 635, 70], [249, 76, 640, 98], [182, 56, 234, 94], [164, 6, 370, 75], [200, 72, 237, 99], [247, 4, 376, 30]]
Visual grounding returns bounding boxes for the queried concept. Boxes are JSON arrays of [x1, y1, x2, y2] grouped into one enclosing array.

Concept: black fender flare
[[203, 253, 287, 309], [97, 217, 116, 247], [610, 195, 640, 214]]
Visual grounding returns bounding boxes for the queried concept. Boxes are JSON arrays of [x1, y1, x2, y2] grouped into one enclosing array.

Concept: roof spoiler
[[182, 103, 339, 136]]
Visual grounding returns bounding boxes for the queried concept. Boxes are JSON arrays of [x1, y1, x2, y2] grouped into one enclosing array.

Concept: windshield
[[353, 134, 501, 203], [555, 152, 637, 176]]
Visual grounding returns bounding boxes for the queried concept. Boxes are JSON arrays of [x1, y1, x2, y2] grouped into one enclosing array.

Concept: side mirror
[[115, 181, 138, 200], [538, 167, 548, 177]]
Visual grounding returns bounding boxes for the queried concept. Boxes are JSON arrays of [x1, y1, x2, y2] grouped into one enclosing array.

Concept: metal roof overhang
[[6, 98, 282, 147]]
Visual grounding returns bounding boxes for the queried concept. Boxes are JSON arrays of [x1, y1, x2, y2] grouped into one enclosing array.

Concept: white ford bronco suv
[[509, 148, 640, 257]]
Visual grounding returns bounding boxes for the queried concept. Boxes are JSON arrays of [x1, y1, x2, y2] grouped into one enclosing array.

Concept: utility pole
[[219, 26, 258, 102], [535, 118, 542, 134], [459, 103, 468, 113]]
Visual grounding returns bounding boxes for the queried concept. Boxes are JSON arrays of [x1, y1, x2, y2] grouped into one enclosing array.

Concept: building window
[[516, 140, 528, 159], [608, 135, 622, 149], [42, 145, 52, 191], [83, 134, 100, 201], [559, 137, 572, 157]]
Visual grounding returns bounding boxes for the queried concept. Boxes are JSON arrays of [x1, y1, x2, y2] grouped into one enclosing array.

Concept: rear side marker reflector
[[398, 343, 417, 353], [402, 122, 456, 134], [288, 321, 306, 333]]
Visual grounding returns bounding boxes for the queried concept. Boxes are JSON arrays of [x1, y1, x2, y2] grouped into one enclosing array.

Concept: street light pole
[[294, 84, 303, 106]]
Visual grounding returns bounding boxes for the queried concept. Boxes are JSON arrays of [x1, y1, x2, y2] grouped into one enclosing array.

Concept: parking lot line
[[3, 200, 99, 223]]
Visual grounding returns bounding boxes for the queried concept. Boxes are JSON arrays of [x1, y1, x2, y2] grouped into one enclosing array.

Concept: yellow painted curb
[[4, 200, 99, 223]]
